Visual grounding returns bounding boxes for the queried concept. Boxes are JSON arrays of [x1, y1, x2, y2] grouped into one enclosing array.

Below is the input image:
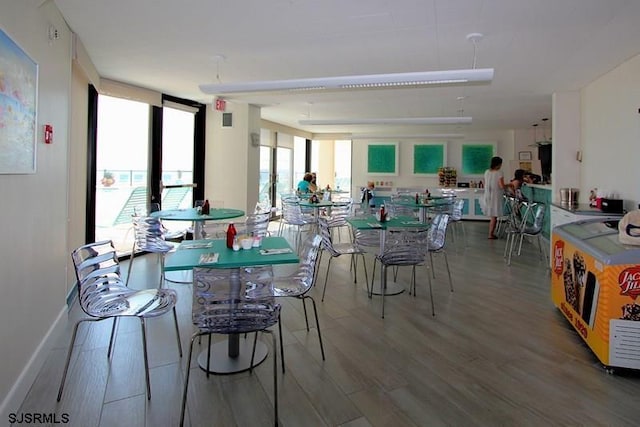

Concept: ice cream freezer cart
[[551, 217, 640, 373]]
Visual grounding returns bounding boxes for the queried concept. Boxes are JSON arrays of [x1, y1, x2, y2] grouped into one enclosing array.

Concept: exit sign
[[215, 98, 226, 111]]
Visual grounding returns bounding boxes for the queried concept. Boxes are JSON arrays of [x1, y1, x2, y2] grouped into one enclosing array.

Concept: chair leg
[[140, 318, 151, 400], [125, 241, 137, 287], [360, 254, 370, 296], [321, 257, 334, 302], [262, 329, 279, 427], [180, 332, 201, 427], [307, 296, 325, 360], [107, 317, 118, 359], [381, 264, 387, 319], [301, 297, 310, 331], [57, 319, 88, 401], [172, 307, 183, 357], [277, 317, 285, 374], [443, 252, 454, 292], [426, 265, 435, 316]]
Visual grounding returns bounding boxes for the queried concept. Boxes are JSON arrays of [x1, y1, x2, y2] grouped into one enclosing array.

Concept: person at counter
[[482, 156, 505, 239], [523, 171, 542, 184], [297, 173, 313, 194]]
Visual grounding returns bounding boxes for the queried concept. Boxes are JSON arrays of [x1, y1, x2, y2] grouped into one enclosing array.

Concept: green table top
[[151, 207, 245, 222], [347, 216, 429, 230], [164, 236, 299, 271]]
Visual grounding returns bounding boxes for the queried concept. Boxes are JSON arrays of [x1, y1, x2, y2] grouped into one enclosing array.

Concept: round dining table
[[151, 207, 245, 284], [151, 207, 245, 240]]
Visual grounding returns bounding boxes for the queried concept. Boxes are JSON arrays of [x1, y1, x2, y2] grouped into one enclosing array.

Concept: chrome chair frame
[[58, 240, 182, 402]]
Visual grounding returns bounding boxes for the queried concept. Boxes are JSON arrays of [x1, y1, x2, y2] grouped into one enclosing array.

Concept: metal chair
[[505, 201, 546, 265], [375, 231, 429, 318], [318, 215, 369, 301], [326, 197, 353, 242], [126, 215, 175, 287], [272, 234, 324, 372], [426, 213, 454, 294], [448, 198, 466, 246], [180, 267, 280, 426], [58, 240, 182, 402], [278, 197, 314, 250]]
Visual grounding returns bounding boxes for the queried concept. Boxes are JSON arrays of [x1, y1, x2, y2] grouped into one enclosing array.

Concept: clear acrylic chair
[[181, 267, 280, 427], [505, 201, 547, 265], [278, 197, 314, 250], [426, 213, 454, 293], [375, 231, 429, 318], [448, 198, 466, 246], [318, 215, 369, 301], [272, 234, 324, 372], [58, 240, 182, 402], [126, 215, 176, 287], [326, 197, 353, 242]]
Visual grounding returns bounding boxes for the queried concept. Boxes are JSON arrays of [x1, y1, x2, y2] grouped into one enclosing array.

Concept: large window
[[334, 140, 352, 193], [88, 89, 205, 257]]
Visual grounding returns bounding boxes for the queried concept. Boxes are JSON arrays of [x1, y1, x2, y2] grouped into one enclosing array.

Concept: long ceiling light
[[199, 68, 494, 95], [299, 117, 472, 126]]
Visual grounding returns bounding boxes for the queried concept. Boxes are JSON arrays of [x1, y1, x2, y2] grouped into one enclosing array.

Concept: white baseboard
[[0, 306, 68, 421]]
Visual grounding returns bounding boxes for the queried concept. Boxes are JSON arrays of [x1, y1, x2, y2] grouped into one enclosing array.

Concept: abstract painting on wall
[[0, 27, 38, 174]]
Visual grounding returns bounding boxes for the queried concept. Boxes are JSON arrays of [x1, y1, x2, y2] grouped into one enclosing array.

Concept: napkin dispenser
[[601, 198, 623, 214]]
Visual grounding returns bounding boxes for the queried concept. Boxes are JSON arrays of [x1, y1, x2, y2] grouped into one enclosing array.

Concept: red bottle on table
[[226, 223, 237, 248], [202, 199, 210, 215]]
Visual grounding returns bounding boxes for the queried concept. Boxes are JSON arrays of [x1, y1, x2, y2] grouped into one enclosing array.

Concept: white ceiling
[[54, 0, 640, 136]]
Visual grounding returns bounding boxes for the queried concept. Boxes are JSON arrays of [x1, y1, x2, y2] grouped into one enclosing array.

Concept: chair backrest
[[429, 197, 455, 215], [524, 203, 546, 234], [389, 194, 419, 218], [132, 216, 174, 253], [71, 240, 128, 317], [192, 267, 280, 333], [161, 186, 191, 210], [451, 198, 465, 221], [244, 212, 271, 237], [317, 216, 340, 256], [282, 198, 307, 224], [113, 187, 148, 225], [427, 213, 450, 252], [297, 234, 323, 290], [379, 231, 426, 266]]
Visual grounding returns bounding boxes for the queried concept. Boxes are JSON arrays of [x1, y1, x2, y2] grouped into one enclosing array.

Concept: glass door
[[94, 95, 151, 255], [275, 146, 293, 212]]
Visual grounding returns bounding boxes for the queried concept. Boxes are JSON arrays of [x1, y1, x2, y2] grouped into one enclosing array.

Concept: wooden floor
[[17, 221, 640, 426]]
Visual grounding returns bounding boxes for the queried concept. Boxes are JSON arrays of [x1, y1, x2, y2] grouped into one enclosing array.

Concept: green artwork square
[[462, 144, 494, 175], [413, 144, 444, 174], [367, 144, 396, 174]]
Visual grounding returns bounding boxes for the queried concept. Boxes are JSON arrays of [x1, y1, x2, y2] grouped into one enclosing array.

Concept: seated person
[[297, 173, 313, 194], [361, 181, 376, 209], [309, 172, 318, 193]]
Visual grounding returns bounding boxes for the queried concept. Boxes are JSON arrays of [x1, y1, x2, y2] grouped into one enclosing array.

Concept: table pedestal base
[[370, 281, 405, 296], [197, 337, 268, 374]]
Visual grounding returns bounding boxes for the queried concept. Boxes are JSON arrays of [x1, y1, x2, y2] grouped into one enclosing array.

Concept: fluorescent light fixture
[[200, 68, 494, 94], [299, 117, 472, 126], [351, 133, 465, 140]]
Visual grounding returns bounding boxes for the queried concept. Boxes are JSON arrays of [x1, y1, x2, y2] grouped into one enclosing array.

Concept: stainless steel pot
[[560, 188, 579, 205]]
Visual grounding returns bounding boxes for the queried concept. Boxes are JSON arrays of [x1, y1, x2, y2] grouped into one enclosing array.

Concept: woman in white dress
[[482, 156, 505, 239]]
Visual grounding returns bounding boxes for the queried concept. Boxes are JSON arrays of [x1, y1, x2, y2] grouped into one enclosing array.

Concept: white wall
[[0, 0, 73, 417], [207, 102, 261, 213], [581, 53, 640, 211], [351, 130, 514, 195]]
